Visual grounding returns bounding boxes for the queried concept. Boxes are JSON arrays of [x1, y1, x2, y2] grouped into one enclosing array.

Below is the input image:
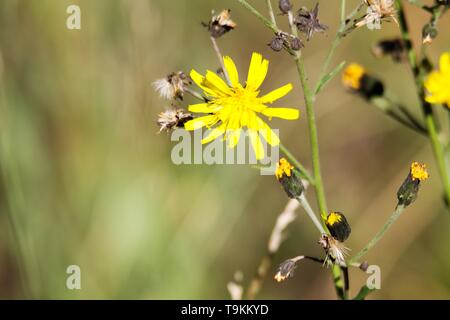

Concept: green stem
[[396, 0, 450, 208], [297, 195, 326, 234], [350, 205, 406, 263], [266, 0, 277, 27], [279, 144, 315, 185], [210, 36, 231, 86]]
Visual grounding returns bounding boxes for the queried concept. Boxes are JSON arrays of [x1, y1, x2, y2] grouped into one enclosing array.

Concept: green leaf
[[314, 61, 346, 96]]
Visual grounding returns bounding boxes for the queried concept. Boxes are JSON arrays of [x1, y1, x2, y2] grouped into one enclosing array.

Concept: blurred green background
[[0, 0, 449, 299]]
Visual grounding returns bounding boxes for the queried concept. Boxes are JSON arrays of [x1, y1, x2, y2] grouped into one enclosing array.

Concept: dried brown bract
[[205, 9, 237, 38], [157, 108, 193, 133], [294, 3, 328, 41]]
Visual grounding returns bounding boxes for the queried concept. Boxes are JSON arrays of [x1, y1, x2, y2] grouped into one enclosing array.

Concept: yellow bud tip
[[275, 158, 294, 180], [342, 63, 366, 90], [410, 162, 429, 181], [326, 212, 342, 226]]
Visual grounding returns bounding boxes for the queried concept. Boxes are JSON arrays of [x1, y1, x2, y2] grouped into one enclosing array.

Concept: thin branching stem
[[266, 0, 277, 27], [210, 36, 231, 85], [350, 205, 406, 263]]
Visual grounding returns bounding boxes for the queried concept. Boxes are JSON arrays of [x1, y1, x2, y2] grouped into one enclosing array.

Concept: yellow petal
[[190, 70, 220, 97], [201, 123, 226, 144], [262, 107, 300, 120], [260, 83, 293, 104], [188, 103, 220, 113], [184, 115, 217, 131], [223, 56, 240, 88], [205, 71, 232, 96], [439, 52, 450, 74], [256, 116, 280, 146], [248, 129, 265, 160], [227, 129, 241, 148], [246, 52, 269, 90]]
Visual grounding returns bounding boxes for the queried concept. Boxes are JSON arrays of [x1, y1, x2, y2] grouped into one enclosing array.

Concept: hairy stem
[[210, 36, 231, 85]]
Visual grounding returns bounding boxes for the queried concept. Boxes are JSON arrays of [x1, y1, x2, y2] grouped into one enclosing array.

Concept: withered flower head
[[276, 158, 304, 199], [290, 37, 304, 51], [269, 33, 303, 52], [278, 0, 293, 14], [269, 35, 286, 52], [294, 3, 328, 41], [356, 0, 398, 29], [205, 9, 237, 38], [153, 71, 191, 100], [397, 161, 429, 207], [325, 212, 351, 243], [157, 108, 193, 133], [319, 234, 349, 266], [274, 258, 297, 282], [372, 38, 406, 62]]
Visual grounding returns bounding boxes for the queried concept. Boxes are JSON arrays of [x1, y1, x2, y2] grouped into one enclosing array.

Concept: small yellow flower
[[275, 158, 293, 180], [410, 162, 429, 181], [424, 52, 450, 107], [342, 63, 366, 90], [326, 212, 342, 226], [184, 52, 300, 160]]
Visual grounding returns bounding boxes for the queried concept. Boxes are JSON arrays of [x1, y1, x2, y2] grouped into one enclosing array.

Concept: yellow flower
[[342, 63, 366, 90], [424, 52, 450, 107], [410, 162, 429, 181], [184, 52, 300, 160], [275, 158, 293, 180]]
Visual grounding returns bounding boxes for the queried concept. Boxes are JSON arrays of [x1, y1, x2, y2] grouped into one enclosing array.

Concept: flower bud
[[275, 158, 304, 199], [397, 162, 429, 207], [342, 63, 384, 99], [325, 212, 351, 242], [274, 258, 297, 282], [269, 35, 285, 52], [290, 37, 304, 51]]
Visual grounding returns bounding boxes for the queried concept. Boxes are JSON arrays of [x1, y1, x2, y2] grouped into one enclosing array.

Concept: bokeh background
[[0, 0, 449, 299]]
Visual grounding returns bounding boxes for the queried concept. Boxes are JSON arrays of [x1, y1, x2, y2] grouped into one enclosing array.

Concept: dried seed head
[[356, 0, 398, 29], [278, 0, 293, 14], [290, 37, 304, 51], [274, 258, 297, 282], [269, 35, 285, 52], [206, 9, 237, 38], [294, 3, 328, 41], [153, 71, 191, 100], [157, 108, 193, 133], [319, 234, 349, 266]]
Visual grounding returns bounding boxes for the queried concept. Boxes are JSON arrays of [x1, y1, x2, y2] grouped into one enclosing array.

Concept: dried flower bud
[[205, 9, 237, 38], [278, 0, 292, 14], [397, 162, 429, 207], [275, 158, 304, 198], [290, 37, 304, 51], [422, 24, 438, 45], [153, 71, 191, 100], [359, 261, 369, 272], [319, 234, 349, 266], [294, 3, 328, 41], [157, 108, 193, 133], [372, 38, 406, 62], [325, 212, 351, 242], [274, 258, 297, 282], [269, 35, 285, 52], [342, 63, 384, 99]]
